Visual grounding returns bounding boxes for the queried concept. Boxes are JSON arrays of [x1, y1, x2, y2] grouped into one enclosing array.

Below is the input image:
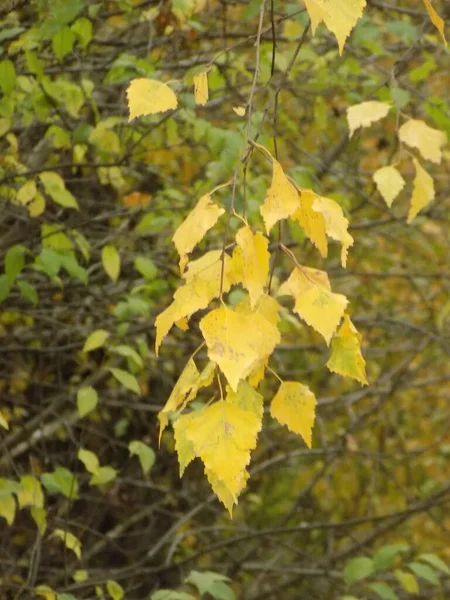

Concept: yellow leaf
[[304, 0, 367, 54], [279, 266, 347, 344], [260, 158, 299, 233], [173, 411, 198, 476], [293, 189, 328, 258], [200, 306, 280, 391], [35, 585, 56, 600], [205, 467, 249, 515], [311, 195, 353, 267], [407, 158, 435, 223], [17, 180, 37, 206], [0, 410, 9, 430], [236, 292, 281, 326], [82, 329, 109, 353], [28, 192, 46, 217], [127, 78, 178, 121], [172, 194, 225, 272], [373, 166, 405, 207], [185, 401, 262, 498], [270, 381, 316, 447], [227, 380, 264, 420], [347, 101, 391, 138], [233, 227, 270, 308], [155, 251, 236, 354], [0, 494, 16, 525], [422, 0, 447, 45], [102, 244, 120, 282], [326, 314, 368, 384], [194, 71, 209, 106], [233, 106, 246, 116], [399, 119, 447, 164], [395, 569, 420, 595], [53, 529, 82, 559], [248, 360, 266, 387], [17, 475, 44, 509], [31, 506, 47, 535]]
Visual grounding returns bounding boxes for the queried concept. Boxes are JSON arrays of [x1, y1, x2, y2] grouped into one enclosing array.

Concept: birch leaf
[[82, 329, 109, 353], [173, 411, 198, 476], [17, 475, 44, 509], [373, 166, 405, 207], [205, 467, 249, 515], [422, 0, 447, 45], [226, 380, 264, 421], [172, 194, 224, 272], [399, 119, 447, 164], [311, 195, 354, 267], [347, 101, 391, 138], [270, 381, 317, 447], [200, 306, 280, 391], [52, 529, 82, 559], [193, 71, 209, 106], [327, 314, 368, 384], [0, 494, 16, 525], [127, 79, 177, 121], [233, 226, 270, 308], [102, 244, 120, 282], [260, 159, 299, 233], [407, 158, 435, 223], [293, 189, 328, 258]]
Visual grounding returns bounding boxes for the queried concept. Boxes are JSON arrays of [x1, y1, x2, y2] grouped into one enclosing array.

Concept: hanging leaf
[[0, 494, 16, 525], [260, 158, 300, 233], [398, 119, 447, 164], [394, 570, 419, 594], [193, 70, 209, 106], [311, 194, 353, 267], [17, 475, 44, 509], [293, 189, 328, 258], [327, 315, 368, 384], [102, 244, 120, 282], [373, 166, 405, 207], [82, 329, 109, 353], [422, 0, 447, 45], [128, 441, 156, 475], [346, 101, 391, 138], [127, 78, 178, 121], [109, 368, 141, 395], [232, 226, 270, 308], [52, 529, 82, 559], [77, 386, 98, 417], [270, 381, 316, 447], [407, 158, 435, 223]]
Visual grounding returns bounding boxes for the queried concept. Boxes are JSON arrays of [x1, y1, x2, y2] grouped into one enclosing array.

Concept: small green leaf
[[368, 582, 399, 600], [0, 59, 16, 94], [17, 280, 39, 305], [0, 494, 16, 525], [31, 506, 47, 535], [71, 17, 93, 48], [129, 440, 156, 475], [53, 529, 82, 559], [0, 274, 10, 303], [394, 569, 419, 594], [186, 571, 232, 598], [112, 345, 143, 368], [408, 562, 440, 585], [82, 329, 109, 352], [106, 580, 124, 600], [17, 475, 44, 509], [109, 368, 141, 395], [343, 557, 374, 585], [418, 553, 450, 575], [52, 26, 76, 61], [77, 386, 98, 417], [102, 244, 120, 282], [41, 467, 79, 499], [5, 244, 26, 285], [134, 256, 158, 280], [373, 544, 409, 570], [78, 448, 100, 474], [90, 466, 117, 486]]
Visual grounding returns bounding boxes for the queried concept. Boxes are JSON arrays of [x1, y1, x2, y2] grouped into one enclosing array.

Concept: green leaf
[[418, 554, 450, 575], [78, 448, 100, 474], [0, 478, 21, 497], [30, 506, 47, 535], [185, 571, 232, 598], [17, 280, 39, 305], [52, 26, 76, 61], [41, 467, 79, 499], [408, 562, 440, 585], [57, 595, 78, 600], [106, 580, 124, 600], [134, 256, 158, 280], [373, 544, 409, 570], [343, 557, 374, 585], [82, 329, 110, 353], [112, 345, 143, 368], [0, 274, 10, 304], [17, 475, 44, 508], [368, 582, 399, 600], [0, 494, 16, 525], [151, 592, 196, 600], [53, 529, 82, 559], [39, 172, 79, 209], [109, 368, 141, 395], [77, 386, 98, 417], [394, 569, 419, 594], [0, 59, 16, 94], [5, 244, 26, 285], [71, 17, 93, 49], [128, 440, 156, 475], [90, 466, 117, 486], [102, 244, 121, 282]]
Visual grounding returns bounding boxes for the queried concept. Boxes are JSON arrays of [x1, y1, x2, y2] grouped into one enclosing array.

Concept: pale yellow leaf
[[185, 401, 262, 498], [233, 106, 246, 116], [233, 226, 270, 308], [326, 314, 368, 384], [236, 292, 281, 327], [102, 244, 120, 281], [226, 380, 264, 420], [399, 119, 447, 164], [295, 286, 348, 345], [278, 265, 331, 299], [373, 166, 405, 207], [407, 158, 435, 223], [293, 189, 328, 257], [347, 101, 391, 138], [422, 0, 447, 45], [53, 529, 82, 559], [194, 71, 209, 106], [311, 195, 354, 267], [17, 475, 44, 509], [260, 159, 299, 233], [82, 329, 109, 353], [127, 78, 178, 121], [200, 306, 280, 391], [248, 361, 266, 387], [304, 0, 367, 54], [270, 381, 316, 447], [172, 194, 224, 272]]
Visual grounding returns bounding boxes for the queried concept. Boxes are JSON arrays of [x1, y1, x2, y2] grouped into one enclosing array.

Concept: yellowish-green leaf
[[102, 244, 120, 282], [200, 305, 280, 391], [77, 386, 98, 418], [422, 0, 447, 45], [270, 381, 317, 447], [109, 367, 141, 395], [326, 315, 368, 384], [17, 475, 44, 509], [233, 226, 270, 308], [193, 70, 209, 106], [399, 119, 447, 164], [78, 448, 100, 474], [394, 570, 419, 594], [127, 78, 178, 121], [311, 195, 353, 267], [173, 411, 198, 476], [53, 529, 82, 559], [35, 585, 56, 600], [28, 192, 46, 217], [172, 194, 224, 272], [260, 158, 299, 233], [184, 401, 262, 498], [407, 158, 435, 223], [31, 506, 47, 535], [17, 180, 37, 206], [39, 172, 79, 209], [293, 189, 328, 258], [0, 410, 9, 430], [128, 440, 155, 475], [106, 580, 124, 600], [90, 466, 117, 486], [347, 101, 391, 138], [0, 494, 16, 525], [226, 380, 264, 421], [82, 329, 109, 353], [373, 166, 405, 207], [205, 467, 249, 516], [233, 106, 246, 116], [304, 0, 367, 54]]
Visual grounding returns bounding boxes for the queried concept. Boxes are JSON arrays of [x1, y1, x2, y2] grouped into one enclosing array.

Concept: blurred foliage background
[[0, 1, 449, 599]]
